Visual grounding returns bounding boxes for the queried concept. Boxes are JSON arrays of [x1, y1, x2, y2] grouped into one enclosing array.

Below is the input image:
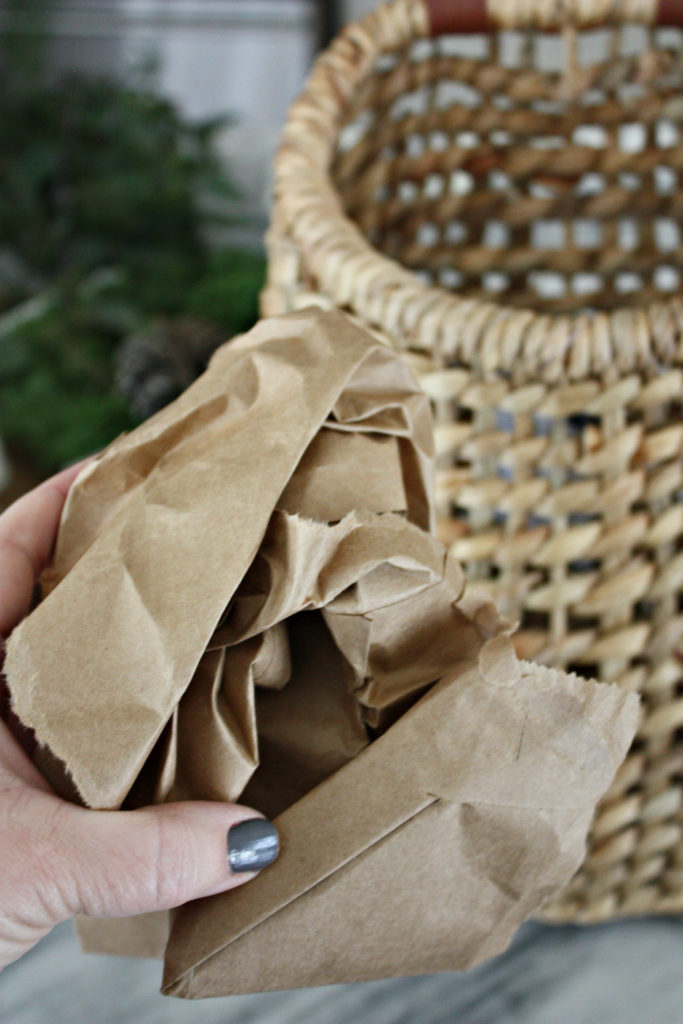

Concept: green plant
[[185, 248, 268, 335], [0, 68, 265, 474], [0, 68, 230, 290], [0, 285, 136, 470]]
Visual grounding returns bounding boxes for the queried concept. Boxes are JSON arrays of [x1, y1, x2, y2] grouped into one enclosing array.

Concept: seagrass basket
[[263, 0, 683, 921]]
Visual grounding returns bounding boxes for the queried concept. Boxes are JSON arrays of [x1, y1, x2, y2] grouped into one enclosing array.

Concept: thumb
[[50, 800, 279, 920]]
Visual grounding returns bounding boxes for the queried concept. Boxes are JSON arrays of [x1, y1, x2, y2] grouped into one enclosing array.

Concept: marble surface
[[3, 915, 683, 1023]]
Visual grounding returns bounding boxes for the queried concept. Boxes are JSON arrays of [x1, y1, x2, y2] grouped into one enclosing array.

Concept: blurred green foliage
[[0, 67, 265, 473]]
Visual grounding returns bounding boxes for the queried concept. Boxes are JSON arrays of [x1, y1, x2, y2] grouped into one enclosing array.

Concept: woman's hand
[[0, 462, 278, 971]]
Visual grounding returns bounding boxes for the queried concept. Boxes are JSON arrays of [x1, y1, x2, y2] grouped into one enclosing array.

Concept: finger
[[0, 718, 53, 794], [0, 458, 93, 636], [45, 800, 279, 921]]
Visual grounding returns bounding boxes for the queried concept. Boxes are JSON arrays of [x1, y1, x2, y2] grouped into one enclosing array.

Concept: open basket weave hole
[[265, 0, 683, 922], [333, 27, 683, 314]]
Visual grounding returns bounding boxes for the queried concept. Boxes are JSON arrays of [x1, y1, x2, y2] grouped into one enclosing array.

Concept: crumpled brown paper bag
[[4, 309, 639, 997]]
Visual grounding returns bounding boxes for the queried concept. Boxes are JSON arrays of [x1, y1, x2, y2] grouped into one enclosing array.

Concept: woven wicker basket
[[263, 0, 683, 922]]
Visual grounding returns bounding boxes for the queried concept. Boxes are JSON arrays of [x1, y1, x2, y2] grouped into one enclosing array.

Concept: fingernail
[[228, 818, 279, 873]]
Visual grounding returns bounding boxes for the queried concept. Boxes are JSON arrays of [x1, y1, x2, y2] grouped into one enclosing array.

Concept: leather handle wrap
[[424, 0, 680, 31]]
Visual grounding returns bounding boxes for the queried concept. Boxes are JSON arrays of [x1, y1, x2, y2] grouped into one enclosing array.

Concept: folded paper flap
[[163, 794, 438, 993], [166, 801, 597, 998], [518, 660, 642, 780], [163, 797, 441, 997], [162, 676, 453, 991], [211, 510, 449, 647], [277, 430, 409, 521], [330, 342, 429, 427], [163, 643, 638, 991], [6, 309, 432, 810], [446, 645, 640, 811]]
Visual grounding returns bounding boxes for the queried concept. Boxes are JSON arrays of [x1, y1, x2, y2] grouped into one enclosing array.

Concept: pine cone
[[116, 317, 225, 419]]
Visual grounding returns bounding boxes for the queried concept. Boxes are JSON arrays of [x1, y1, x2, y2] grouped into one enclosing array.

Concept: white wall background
[[0, 1, 387, 237], [1, 0, 321, 239], [344, 0, 379, 21], [2, 1, 318, 117]]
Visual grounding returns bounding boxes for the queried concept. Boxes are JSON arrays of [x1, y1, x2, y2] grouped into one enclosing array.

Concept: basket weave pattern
[[263, 0, 683, 921]]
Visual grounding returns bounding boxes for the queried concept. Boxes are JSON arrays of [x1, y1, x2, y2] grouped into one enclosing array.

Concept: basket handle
[[424, 0, 683, 31]]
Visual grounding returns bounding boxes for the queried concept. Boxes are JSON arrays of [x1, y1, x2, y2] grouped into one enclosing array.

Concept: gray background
[[3, 916, 683, 1023]]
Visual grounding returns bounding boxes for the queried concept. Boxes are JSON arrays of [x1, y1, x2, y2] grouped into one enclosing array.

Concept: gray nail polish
[[228, 819, 279, 873]]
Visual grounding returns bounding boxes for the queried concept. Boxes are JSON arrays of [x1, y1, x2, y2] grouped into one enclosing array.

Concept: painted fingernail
[[228, 819, 279, 873]]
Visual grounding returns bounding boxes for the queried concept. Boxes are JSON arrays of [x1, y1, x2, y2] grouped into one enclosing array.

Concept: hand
[[0, 462, 278, 971]]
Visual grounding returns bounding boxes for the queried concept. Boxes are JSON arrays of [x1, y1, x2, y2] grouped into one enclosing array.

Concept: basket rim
[[270, 0, 682, 379]]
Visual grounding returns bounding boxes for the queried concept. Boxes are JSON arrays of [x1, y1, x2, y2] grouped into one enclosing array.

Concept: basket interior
[[333, 25, 683, 315]]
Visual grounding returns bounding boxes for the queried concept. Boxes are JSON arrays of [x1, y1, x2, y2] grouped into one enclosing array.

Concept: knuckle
[[0, 789, 79, 925], [149, 809, 199, 909]]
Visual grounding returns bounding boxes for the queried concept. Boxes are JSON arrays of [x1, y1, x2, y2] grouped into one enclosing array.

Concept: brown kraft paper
[[4, 309, 639, 996]]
